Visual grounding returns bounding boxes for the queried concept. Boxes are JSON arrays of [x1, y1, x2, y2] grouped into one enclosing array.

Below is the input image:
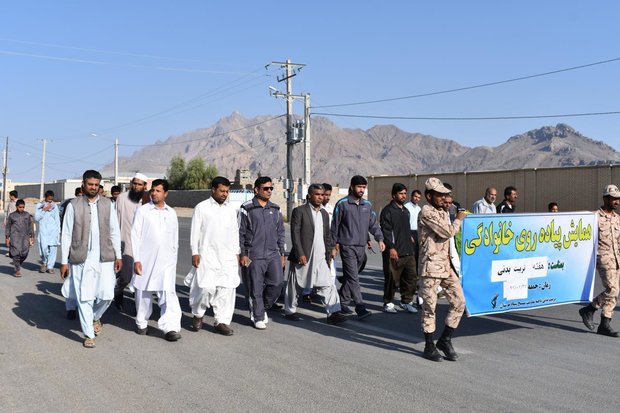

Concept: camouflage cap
[[603, 184, 620, 198], [425, 177, 451, 194]]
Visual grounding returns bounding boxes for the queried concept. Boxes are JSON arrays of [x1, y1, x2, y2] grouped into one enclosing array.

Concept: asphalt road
[[1, 214, 619, 412]]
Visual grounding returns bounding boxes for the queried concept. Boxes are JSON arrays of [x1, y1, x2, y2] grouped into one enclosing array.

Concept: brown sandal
[[93, 320, 102, 336], [83, 337, 96, 348]]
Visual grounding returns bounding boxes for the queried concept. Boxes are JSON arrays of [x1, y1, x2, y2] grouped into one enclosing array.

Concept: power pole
[[114, 138, 119, 185], [270, 59, 305, 221], [39, 138, 47, 200], [303, 93, 311, 187], [2, 137, 8, 210]]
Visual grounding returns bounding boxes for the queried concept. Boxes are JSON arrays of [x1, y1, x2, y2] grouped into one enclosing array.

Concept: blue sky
[[1, 1, 619, 183]]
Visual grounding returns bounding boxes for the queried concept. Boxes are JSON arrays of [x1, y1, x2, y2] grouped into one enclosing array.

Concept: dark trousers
[[338, 245, 367, 307], [12, 253, 28, 270], [382, 254, 417, 304], [410, 230, 419, 263], [114, 254, 134, 299], [245, 255, 284, 322]]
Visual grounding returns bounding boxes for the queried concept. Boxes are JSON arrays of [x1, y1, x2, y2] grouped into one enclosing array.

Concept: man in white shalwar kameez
[[284, 184, 347, 324], [131, 179, 182, 342], [186, 176, 240, 336], [60, 170, 122, 348]]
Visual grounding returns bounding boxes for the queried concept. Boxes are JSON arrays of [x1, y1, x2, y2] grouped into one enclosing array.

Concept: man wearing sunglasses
[[239, 177, 286, 330]]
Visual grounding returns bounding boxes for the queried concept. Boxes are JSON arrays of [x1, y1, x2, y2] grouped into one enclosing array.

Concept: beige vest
[[68, 195, 115, 264]]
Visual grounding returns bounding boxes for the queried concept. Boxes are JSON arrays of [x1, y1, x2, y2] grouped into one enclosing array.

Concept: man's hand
[[389, 248, 399, 261], [280, 255, 286, 268], [134, 261, 142, 275], [456, 211, 467, 221], [298, 255, 308, 266], [114, 258, 122, 273], [378, 240, 386, 252], [60, 264, 69, 280], [192, 254, 200, 268], [331, 248, 338, 258], [239, 256, 250, 267]]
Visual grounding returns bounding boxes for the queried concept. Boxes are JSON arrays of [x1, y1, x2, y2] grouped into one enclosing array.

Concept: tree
[[185, 157, 209, 189], [205, 164, 218, 188], [166, 154, 186, 190]]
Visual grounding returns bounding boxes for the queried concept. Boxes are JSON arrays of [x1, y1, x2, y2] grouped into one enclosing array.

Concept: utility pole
[[39, 138, 47, 200], [270, 59, 306, 221], [114, 138, 119, 185], [303, 93, 311, 187], [2, 137, 8, 210]]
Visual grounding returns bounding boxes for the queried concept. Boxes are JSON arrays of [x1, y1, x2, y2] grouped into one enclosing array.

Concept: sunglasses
[[260, 187, 274, 191]]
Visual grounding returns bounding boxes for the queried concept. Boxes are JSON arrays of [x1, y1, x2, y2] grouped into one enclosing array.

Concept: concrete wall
[[367, 164, 620, 213]]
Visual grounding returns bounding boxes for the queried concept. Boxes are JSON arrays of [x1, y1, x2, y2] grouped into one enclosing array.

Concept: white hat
[[133, 172, 148, 183], [603, 184, 620, 198]]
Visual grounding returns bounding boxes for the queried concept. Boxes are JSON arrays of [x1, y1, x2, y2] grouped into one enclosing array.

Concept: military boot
[[423, 333, 442, 362], [436, 326, 459, 361], [597, 315, 620, 338], [578, 304, 596, 331]]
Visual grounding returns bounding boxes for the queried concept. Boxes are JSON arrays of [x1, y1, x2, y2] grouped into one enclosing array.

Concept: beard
[[128, 189, 145, 203]]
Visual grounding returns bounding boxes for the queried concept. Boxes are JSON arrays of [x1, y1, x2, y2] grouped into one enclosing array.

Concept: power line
[[0, 49, 257, 75], [312, 57, 620, 109], [312, 110, 620, 121], [119, 115, 285, 147]]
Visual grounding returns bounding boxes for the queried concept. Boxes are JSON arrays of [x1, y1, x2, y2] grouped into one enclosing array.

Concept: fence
[[366, 164, 620, 213]]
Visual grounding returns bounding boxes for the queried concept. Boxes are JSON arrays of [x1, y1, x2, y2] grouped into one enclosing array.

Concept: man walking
[[187, 176, 240, 336], [331, 175, 385, 319], [239, 176, 286, 330], [497, 186, 518, 213], [579, 184, 620, 337], [60, 170, 122, 348], [472, 187, 497, 214], [380, 183, 418, 314], [5, 199, 34, 277], [35, 190, 60, 274], [131, 179, 181, 342], [284, 184, 346, 324], [418, 178, 466, 362], [114, 172, 148, 311], [404, 189, 422, 258], [4, 190, 18, 257]]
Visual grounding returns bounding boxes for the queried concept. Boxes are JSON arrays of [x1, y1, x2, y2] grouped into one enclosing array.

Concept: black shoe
[[340, 305, 353, 314], [284, 313, 302, 321], [579, 304, 596, 331], [267, 303, 283, 312], [597, 316, 620, 338], [164, 331, 181, 342], [192, 316, 204, 331], [214, 323, 234, 336], [327, 312, 347, 325], [423, 333, 442, 362], [135, 326, 148, 335], [355, 306, 372, 320], [436, 326, 459, 361], [66, 310, 77, 320]]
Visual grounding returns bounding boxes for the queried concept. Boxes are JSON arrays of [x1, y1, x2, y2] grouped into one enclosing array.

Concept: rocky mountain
[[105, 114, 620, 185]]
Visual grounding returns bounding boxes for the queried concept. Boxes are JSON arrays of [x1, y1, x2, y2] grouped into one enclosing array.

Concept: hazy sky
[[1, 1, 619, 183]]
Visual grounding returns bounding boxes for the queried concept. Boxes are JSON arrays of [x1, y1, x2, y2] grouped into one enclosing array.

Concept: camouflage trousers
[[420, 269, 465, 334], [593, 265, 619, 318]]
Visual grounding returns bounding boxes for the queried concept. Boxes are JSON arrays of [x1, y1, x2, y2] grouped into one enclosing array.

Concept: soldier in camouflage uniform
[[417, 178, 466, 361], [579, 184, 620, 337]]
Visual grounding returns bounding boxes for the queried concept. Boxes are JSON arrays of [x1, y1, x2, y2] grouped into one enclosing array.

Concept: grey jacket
[[288, 203, 334, 263], [68, 195, 116, 264]]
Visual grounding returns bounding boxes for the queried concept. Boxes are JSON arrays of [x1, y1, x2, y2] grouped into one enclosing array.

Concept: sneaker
[[400, 302, 418, 313], [383, 303, 398, 313], [254, 320, 267, 330]]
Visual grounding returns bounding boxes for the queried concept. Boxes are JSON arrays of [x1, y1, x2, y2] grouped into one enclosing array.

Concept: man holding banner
[[418, 178, 466, 362], [579, 184, 620, 338]]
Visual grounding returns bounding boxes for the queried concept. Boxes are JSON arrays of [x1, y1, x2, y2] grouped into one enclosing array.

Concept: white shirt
[[472, 197, 497, 214], [189, 197, 240, 289], [131, 202, 178, 292], [404, 202, 421, 231]]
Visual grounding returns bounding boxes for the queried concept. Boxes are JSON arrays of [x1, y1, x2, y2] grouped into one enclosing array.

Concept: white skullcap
[[133, 172, 148, 183]]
